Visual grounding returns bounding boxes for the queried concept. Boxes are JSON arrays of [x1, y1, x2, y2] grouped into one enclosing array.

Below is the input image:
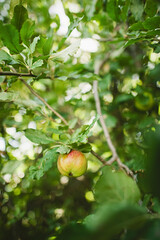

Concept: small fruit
[[57, 150, 87, 177], [135, 92, 154, 111]]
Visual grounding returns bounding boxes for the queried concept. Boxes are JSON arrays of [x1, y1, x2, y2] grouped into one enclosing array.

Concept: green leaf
[[2, 161, 21, 174], [0, 76, 5, 84], [42, 148, 58, 171], [25, 129, 54, 144], [0, 92, 18, 102], [145, 29, 160, 37], [152, 198, 160, 213], [94, 166, 141, 204], [29, 166, 44, 180], [29, 36, 40, 54], [106, 0, 119, 21], [130, 0, 144, 21], [79, 116, 98, 141], [50, 40, 81, 62], [129, 22, 144, 31], [143, 16, 160, 30], [31, 59, 43, 69], [20, 19, 35, 45], [0, 23, 23, 54], [56, 222, 90, 240], [84, 0, 97, 20], [11, 4, 28, 31], [47, 128, 63, 134], [75, 143, 92, 153], [68, 118, 77, 129], [84, 203, 148, 238], [121, 0, 130, 21], [115, 94, 133, 103], [10, 0, 27, 17], [43, 37, 53, 55], [124, 38, 142, 47], [29, 148, 58, 180], [56, 145, 71, 154], [0, 50, 14, 63], [58, 17, 83, 49], [70, 115, 99, 144], [145, 0, 158, 17]]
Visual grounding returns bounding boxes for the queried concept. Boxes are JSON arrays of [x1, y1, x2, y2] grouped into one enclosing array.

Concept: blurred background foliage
[[0, 0, 160, 239]]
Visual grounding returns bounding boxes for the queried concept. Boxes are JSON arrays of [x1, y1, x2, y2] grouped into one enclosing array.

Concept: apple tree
[[0, 0, 160, 239]]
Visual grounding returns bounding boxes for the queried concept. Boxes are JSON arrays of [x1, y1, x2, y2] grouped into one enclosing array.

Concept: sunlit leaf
[[50, 40, 81, 62], [94, 166, 141, 204], [20, 19, 35, 45], [25, 129, 54, 144]]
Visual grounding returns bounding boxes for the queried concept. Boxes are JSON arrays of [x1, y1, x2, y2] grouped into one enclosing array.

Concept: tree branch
[[93, 55, 134, 177], [0, 71, 36, 77], [20, 78, 68, 126]]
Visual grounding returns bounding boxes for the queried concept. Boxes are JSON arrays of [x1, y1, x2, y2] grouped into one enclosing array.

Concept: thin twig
[[93, 54, 134, 177], [20, 78, 68, 126], [90, 150, 106, 165], [93, 80, 118, 161], [0, 71, 36, 77]]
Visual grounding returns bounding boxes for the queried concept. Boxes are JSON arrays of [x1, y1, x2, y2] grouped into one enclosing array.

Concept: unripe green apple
[[57, 150, 87, 177], [135, 92, 154, 111]]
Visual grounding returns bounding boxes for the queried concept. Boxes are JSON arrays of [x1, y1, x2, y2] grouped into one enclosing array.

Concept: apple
[[57, 150, 87, 177], [135, 92, 154, 111]]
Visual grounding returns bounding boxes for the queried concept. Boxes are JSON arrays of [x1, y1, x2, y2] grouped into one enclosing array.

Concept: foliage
[[0, 0, 160, 239]]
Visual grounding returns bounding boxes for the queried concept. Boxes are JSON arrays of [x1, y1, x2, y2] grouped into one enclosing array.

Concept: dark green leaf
[[75, 143, 92, 153], [143, 16, 160, 30], [56, 223, 90, 240], [11, 4, 28, 31], [152, 198, 160, 213], [0, 23, 23, 54], [145, 0, 158, 17], [106, 0, 119, 21], [84, 203, 148, 239], [121, 0, 130, 21], [115, 94, 133, 103], [129, 22, 144, 31]]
